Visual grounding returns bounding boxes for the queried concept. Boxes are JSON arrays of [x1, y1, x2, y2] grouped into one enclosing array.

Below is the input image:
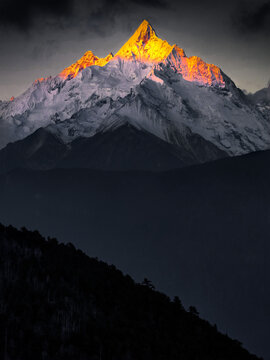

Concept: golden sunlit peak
[[131, 19, 157, 43], [167, 45, 225, 87], [58, 50, 113, 80], [54, 20, 224, 87], [115, 19, 173, 63]]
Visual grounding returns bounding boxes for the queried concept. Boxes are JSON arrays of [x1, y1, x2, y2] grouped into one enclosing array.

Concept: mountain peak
[[59, 50, 113, 80], [115, 20, 173, 62], [132, 19, 157, 42], [55, 20, 224, 87]]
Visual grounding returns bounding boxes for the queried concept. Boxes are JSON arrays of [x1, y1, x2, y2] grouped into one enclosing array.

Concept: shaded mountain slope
[[249, 84, 270, 106], [0, 125, 226, 173], [0, 151, 269, 358], [248, 83, 270, 120], [0, 128, 67, 173], [0, 224, 259, 360]]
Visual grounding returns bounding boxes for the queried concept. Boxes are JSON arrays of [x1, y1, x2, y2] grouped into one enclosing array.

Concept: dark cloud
[[0, 0, 74, 30], [132, 0, 169, 8], [235, 1, 270, 34], [0, 0, 168, 32]]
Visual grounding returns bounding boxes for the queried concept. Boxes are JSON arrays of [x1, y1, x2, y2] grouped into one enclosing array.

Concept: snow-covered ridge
[[0, 19, 270, 159], [57, 20, 225, 88], [248, 84, 270, 121], [59, 51, 114, 80]]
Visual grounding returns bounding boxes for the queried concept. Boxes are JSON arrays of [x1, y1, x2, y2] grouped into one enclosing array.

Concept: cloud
[[0, 0, 74, 30], [0, 0, 169, 32], [235, 1, 270, 34], [132, 0, 169, 8]]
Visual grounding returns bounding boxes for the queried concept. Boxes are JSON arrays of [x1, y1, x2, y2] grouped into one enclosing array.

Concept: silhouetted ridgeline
[[0, 224, 259, 360]]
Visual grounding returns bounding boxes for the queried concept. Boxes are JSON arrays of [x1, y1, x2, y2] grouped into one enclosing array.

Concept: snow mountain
[[0, 20, 270, 170], [248, 82, 270, 120]]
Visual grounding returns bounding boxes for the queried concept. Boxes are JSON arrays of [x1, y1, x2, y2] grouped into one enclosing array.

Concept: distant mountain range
[[248, 82, 270, 119]]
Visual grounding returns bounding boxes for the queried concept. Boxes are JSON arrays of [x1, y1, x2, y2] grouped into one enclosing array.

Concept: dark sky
[[0, 0, 269, 100]]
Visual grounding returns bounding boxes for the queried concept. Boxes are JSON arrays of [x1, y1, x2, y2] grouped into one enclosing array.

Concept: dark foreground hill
[[0, 224, 259, 360], [0, 150, 270, 359]]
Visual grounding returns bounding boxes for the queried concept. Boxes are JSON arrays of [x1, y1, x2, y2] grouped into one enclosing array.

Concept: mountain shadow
[[0, 124, 226, 173]]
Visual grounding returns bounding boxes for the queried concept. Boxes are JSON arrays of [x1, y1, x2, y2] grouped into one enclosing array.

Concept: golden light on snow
[[59, 51, 113, 80], [115, 19, 173, 62], [37, 19, 225, 88]]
